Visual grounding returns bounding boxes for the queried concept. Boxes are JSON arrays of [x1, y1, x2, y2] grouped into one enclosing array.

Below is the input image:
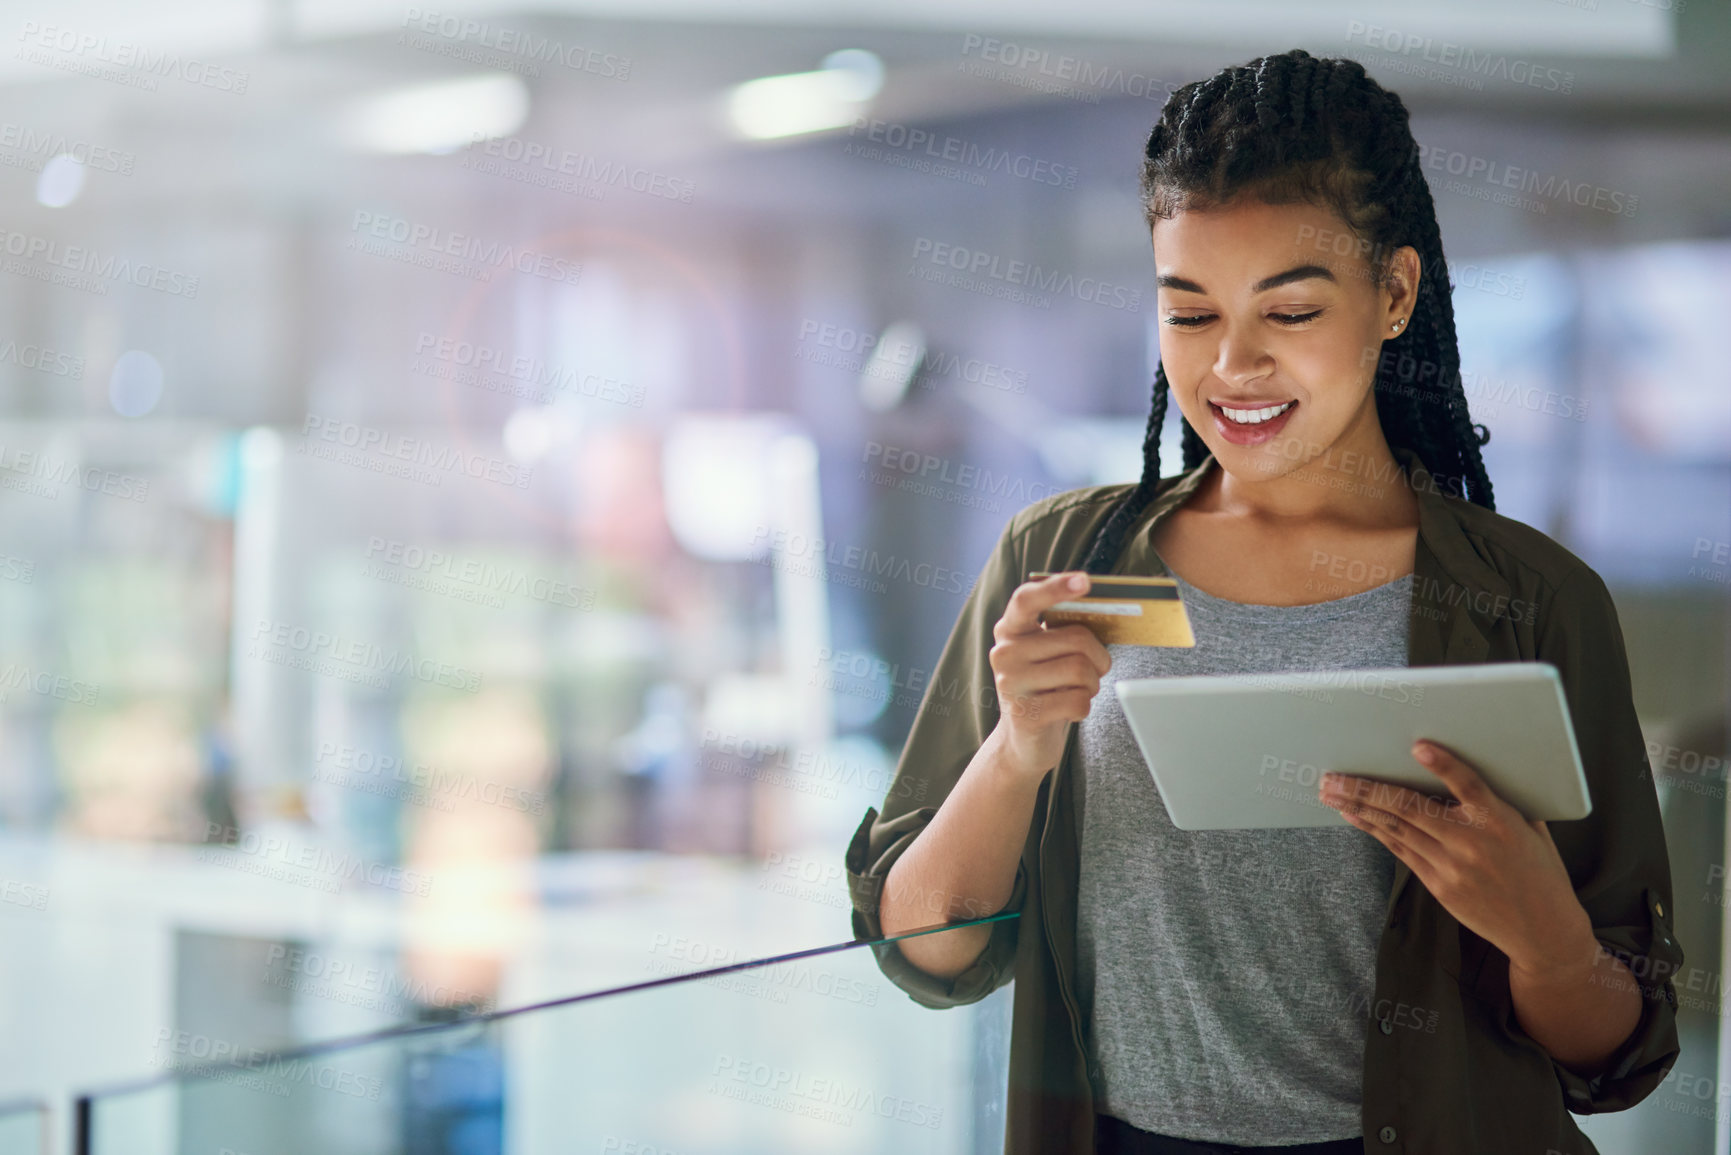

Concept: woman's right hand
[[989, 571, 1113, 779]]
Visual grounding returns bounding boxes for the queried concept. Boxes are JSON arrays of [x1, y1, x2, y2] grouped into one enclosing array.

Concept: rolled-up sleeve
[[843, 509, 1033, 1009], [1523, 565, 1683, 1112]]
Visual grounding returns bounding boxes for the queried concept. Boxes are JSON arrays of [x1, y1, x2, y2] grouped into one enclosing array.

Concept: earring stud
[[1392, 318, 1406, 332]]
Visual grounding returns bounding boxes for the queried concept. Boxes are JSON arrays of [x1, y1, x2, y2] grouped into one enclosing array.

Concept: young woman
[[845, 49, 1682, 1155]]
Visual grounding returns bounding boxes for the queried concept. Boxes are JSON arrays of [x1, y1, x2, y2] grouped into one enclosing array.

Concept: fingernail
[[1413, 743, 1434, 764], [1068, 573, 1087, 589]]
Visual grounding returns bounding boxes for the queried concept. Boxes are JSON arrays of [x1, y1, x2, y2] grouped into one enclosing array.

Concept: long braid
[[1179, 414, 1208, 468], [1083, 48, 1496, 574], [1366, 114, 1495, 505], [1080, 366, 1172, 573]]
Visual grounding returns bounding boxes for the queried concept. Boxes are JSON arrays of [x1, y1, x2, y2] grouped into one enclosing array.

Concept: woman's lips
[[1210, 400, 1298, 446]]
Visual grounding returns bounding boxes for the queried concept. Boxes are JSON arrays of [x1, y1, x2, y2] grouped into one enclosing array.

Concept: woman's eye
[[1162, 310, 1322, 328]]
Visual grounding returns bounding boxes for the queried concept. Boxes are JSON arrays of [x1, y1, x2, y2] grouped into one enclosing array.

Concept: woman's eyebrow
[[1156, 264, 1338, 294]]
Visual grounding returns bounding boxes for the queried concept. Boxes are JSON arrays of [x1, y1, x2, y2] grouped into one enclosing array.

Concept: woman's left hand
[[1318, 740, 1593, 977]]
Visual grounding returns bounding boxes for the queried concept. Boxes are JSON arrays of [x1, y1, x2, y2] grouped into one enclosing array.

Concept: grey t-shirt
[[1076, 566, 1411, 1146]]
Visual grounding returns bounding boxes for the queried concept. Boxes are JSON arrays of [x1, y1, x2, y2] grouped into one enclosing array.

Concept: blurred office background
[[0, 0, 1727, 1152]]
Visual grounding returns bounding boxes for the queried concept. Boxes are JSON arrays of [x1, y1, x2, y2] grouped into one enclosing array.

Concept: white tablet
[[1112, 663, 1591, 831]]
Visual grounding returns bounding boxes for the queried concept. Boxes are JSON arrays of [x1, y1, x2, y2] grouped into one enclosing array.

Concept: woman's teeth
[[1217, 401, 1295, 425]]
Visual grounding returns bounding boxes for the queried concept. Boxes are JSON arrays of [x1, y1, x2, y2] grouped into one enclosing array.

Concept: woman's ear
[[1384, 245, 1422, 328]]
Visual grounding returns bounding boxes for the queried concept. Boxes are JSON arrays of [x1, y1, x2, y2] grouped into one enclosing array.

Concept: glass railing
[[77, 913, 1019, 1155], [0, 1099, 47, 1155]]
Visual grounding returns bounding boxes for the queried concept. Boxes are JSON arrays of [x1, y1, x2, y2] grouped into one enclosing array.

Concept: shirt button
[[1380, 1018, 1394, 1035], [1379, 1125, 1398, 1143]]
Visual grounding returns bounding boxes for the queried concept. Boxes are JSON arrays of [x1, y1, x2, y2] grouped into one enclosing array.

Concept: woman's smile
[[1209, 397, 1300, 445]]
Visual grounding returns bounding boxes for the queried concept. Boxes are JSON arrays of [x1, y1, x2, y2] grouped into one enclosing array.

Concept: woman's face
[[1150, 198, 1420, 487]]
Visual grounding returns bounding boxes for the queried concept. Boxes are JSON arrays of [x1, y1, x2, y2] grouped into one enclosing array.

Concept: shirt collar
[[1131, 444, 1511, 610]]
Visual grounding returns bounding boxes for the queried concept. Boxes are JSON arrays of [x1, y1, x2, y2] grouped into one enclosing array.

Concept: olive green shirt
[[845, 446, 1683, 1155]]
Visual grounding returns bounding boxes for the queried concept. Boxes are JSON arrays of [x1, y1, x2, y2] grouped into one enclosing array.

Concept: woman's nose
[[1212, 326, 1274, 387]]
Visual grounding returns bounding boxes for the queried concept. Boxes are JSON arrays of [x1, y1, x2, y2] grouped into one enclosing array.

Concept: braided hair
[[1080, 48, 1494, 575]]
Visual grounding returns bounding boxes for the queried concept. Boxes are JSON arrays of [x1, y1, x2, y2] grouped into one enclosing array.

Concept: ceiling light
[[821, 49, 884, 100], [338, 73, 530, 155], [37, 153, 86, 207], [727, 49, 884, 141], [109, 350, 164, 417], [859, 321, 924, 412]]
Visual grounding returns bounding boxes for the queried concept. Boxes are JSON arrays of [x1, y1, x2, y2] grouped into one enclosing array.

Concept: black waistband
[[1095, 1112, 1365, 1155]]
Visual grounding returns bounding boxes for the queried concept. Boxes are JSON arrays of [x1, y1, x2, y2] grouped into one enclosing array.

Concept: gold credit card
[[1029, 572, 1196, 648]]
